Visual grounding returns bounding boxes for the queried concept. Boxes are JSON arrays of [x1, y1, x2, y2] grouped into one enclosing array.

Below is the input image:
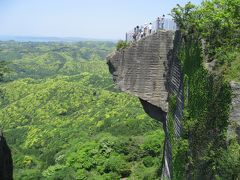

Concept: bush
[[215, 140, 240, 179], [130, 163, 158, 180], [116, 40, 130, 51], [143, 156, 155, 167], [104, 154, 131, 177], [141, 130, 165, 157], [15, 169, 42, 180]]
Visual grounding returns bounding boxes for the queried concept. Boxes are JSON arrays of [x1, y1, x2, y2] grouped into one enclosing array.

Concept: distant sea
[[0, 36, 117, 42]]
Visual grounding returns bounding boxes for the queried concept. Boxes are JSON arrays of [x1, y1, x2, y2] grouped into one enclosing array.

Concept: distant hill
[[0, 35, 117, 42]]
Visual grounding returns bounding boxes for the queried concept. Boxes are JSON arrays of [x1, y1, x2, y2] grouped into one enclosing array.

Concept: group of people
[[130, 15, 166, 41]]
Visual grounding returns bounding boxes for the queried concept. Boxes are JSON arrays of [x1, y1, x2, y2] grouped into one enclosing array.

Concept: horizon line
[[0, 35, 119, 42]]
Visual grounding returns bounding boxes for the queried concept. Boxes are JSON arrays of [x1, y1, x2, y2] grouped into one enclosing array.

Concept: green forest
[[0, 41, 165, 179], [0, 0, 239, 179]]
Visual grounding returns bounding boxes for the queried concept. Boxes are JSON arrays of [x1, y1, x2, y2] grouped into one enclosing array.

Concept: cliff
[[0, 133, 13, 180], [229, 81, 240, 143], [107, 30, 183, 179], [107, 27, 240, 179], [107, 31, 174, 113]]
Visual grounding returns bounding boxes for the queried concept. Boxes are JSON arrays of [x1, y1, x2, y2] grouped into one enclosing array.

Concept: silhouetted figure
[[0, 132, 13, 180]]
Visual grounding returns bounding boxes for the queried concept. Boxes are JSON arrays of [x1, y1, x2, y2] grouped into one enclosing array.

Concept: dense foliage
[[170, 0, 240, 179], [0, 41, 165, 179], [172, 0, 240, 82], [116, 40, 130, 51]]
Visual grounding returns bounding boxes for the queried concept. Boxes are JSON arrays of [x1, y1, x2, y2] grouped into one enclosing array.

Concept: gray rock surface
[[229, 81, 240, 143], [107, 30, 175, 112]]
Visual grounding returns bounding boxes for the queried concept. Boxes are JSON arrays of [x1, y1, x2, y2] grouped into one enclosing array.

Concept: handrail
[[125, 18, 178, 42]]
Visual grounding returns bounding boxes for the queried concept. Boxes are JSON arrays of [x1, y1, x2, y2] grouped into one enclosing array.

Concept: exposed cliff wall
[[0, 134, 13, 180], [167, 31, 184, 138], [229, 81, 240, 143], [107, 31, 174, 113], [107, 30, 183, 179]]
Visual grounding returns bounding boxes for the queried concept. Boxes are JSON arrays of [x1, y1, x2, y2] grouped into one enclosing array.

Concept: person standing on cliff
[[144, 23, 148, 37], [136, 26, 140, 40], [148, 23, 152, 34], [140, 26, 144, 38], [160, 14, 165, 29], [133, 27, 137, 41], [156, 17, 161, 30]]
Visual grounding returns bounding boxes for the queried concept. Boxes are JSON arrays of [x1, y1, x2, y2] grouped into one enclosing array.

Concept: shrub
[[116, 40, 130, 51], [104, 154, 131, 177]]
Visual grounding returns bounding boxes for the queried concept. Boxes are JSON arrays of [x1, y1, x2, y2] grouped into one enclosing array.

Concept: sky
[[0, 0, 203, 40]]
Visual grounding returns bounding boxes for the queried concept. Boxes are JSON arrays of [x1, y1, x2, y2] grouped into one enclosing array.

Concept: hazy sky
[[0, 0, 203, 40]]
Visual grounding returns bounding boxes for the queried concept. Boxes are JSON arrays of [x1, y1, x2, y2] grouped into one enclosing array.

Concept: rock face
[[107, 30, 184, 179], [107, 31, 174, 113], [0, 133, 13, 180], [229, 81, 240, 143]]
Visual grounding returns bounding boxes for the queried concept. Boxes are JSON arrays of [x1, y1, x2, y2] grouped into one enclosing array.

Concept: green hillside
[[169, 0, 240, 179], [0, 41, 164, 179]]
